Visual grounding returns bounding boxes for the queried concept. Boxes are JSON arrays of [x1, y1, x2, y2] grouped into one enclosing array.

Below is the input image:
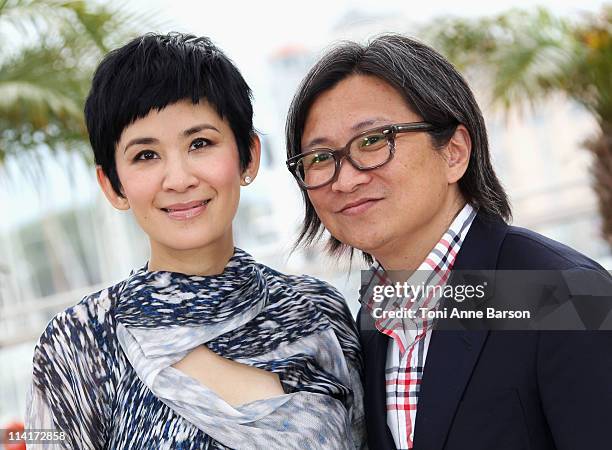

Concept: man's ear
[[241, 134, 262, 186], [445, 124, 471, 184], [96, 166, 130, 210]]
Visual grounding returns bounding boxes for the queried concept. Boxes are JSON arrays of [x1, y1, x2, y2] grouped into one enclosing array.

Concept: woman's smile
[[161, 199, 211, 221]]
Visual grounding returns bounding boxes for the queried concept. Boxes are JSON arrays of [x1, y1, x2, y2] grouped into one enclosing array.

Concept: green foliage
[[424, 6, 611, 122], [571, 8, 612, 122], [0, 0, 155, 172], [423, 6, 612, 246]]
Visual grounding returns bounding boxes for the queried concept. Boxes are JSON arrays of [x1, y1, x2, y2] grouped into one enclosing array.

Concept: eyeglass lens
[[296, 130, 391, 187]]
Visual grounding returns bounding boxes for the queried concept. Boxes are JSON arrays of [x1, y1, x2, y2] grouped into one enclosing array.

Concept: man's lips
[[337, 198, 382, 215]]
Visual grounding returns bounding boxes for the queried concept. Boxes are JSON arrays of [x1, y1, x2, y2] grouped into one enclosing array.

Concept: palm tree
[[0, 0, 149, 178], [424, 6, 612, 247], [0, 1, 154, 306]]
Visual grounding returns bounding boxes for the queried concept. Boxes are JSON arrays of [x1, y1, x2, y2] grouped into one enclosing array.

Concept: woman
[[26, 33, 365, 450]]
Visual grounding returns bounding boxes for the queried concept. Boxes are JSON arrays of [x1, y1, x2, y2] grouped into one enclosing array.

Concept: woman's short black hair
[[85, 32, 255, 196], [286, 34, 511, 262]]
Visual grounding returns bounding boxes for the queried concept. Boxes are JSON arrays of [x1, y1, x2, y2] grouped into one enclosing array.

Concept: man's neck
[[374, 195, 467, 271]]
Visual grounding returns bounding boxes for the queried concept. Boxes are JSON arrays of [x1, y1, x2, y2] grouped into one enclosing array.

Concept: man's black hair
[[286, 34, 511, 262]]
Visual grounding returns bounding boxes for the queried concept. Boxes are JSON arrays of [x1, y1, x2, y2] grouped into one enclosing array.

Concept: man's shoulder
[[498, 224, 607, 272]]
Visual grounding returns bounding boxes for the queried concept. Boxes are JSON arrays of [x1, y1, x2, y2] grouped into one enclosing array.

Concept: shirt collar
[[360, 203, 478, 352]]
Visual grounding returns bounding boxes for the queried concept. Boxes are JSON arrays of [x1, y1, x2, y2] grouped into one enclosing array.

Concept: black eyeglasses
[[286, 122, 437, 189]]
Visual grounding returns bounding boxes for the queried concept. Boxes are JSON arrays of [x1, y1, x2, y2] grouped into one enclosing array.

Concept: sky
[[139, 0, 609, 63]]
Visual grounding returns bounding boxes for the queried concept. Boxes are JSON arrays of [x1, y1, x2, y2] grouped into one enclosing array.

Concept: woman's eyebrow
[[123, 124, 221, 153], [124, 137, 159, 154], [182, 123, 220, 137]]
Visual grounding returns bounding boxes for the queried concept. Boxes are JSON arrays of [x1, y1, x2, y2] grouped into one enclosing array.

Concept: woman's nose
[[161, 157, 199, 192]]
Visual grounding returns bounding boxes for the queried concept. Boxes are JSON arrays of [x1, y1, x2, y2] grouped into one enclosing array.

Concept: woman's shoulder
[[34, 280, 127, 369], [29, 283, 127, 445], [260, 264, 349, 310], [258, 264, 361, 352], [45, 282, 122, 333]]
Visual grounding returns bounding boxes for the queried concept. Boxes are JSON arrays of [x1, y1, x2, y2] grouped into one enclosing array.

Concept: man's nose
[[330, 158, 372, 193]]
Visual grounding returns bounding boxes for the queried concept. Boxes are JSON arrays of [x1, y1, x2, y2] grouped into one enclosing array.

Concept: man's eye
[[305, 153, 334, 169], [301, 152, 333, 171], [359, 134, 385, 148], [134, 150, 158, 161], [190, 138, 212, 150], [311, 153, 332, 164]]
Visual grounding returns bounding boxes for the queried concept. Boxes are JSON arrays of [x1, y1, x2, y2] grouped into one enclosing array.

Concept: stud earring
[[243, 175, 252, 185]]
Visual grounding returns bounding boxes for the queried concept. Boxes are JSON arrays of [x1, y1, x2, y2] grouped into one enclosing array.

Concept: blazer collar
[[451, 212, 508, 271], [360, 211, 510, 450]]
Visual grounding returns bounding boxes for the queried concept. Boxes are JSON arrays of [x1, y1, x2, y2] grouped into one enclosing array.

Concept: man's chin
[[335, 234, 384, 256]]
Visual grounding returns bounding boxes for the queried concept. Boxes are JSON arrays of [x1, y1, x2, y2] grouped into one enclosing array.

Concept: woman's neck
[[147, 235, 235, 275]]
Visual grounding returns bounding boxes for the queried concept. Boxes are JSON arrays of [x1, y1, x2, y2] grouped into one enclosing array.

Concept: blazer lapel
[[359, 308, 396, 450], [412, 212, 508, 450], [359, 212, 509, 450], [412, 330, 489, 450]]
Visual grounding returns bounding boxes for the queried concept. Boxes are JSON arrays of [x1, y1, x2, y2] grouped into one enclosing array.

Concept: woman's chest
[[108, 363, 226, 450]]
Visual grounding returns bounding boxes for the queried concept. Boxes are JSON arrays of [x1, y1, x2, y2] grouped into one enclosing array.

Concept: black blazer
[[358, 212, 612, 450]]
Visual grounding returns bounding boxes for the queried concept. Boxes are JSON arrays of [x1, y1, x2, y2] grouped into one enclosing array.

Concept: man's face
[[301, 74, 455, 260]]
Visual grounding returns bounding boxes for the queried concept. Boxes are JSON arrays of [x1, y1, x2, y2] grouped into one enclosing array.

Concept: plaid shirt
[[361, 204, 477, 449]]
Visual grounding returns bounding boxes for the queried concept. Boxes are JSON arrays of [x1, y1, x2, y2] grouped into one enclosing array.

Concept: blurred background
[[1, 0, 611, 439]]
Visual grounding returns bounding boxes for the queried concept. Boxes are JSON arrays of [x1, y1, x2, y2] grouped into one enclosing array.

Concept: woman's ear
[[444, 124, 471, 184], [96, 166, 130, 210], [241, 134, 262, 186]]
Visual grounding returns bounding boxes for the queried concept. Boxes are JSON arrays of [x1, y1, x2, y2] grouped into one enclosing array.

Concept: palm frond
[[424, 8, 576, 112], [0, 0, 161, 174], [0, 80, 83, 125], [423, 6, 612, 250]]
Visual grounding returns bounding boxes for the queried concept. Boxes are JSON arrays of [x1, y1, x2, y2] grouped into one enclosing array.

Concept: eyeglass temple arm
[[392, 122, 436, 133]]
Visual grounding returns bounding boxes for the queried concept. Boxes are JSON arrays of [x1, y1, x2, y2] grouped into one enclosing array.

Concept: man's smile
[[337, 197, 383, 215]]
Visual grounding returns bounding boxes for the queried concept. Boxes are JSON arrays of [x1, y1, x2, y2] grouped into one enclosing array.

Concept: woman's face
[[98, 99, 258, 270]]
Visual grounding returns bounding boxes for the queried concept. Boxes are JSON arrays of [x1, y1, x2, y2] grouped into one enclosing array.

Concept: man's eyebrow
[[350, 118, 389, 132], [182, 123, 220, 137], [124, 137, 159, 154], [303, 117, 391, 150], [303, 136, 332, 149]]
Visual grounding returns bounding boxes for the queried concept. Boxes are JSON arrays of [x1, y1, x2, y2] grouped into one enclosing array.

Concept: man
[[285, 34, 612, 450]]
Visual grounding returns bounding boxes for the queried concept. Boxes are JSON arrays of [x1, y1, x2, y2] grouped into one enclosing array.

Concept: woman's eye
[[190, 138, 211, 151], [134, 150, 158, 161]]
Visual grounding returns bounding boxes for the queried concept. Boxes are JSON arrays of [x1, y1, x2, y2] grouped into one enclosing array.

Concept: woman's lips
[[162, 200, 210, 220]]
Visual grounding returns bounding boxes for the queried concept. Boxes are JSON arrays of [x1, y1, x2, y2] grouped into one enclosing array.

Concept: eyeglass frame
[[286, 121, 438, 190]]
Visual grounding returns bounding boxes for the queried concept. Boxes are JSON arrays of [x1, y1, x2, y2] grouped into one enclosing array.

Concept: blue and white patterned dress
[[26, 249, 365, 449]]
